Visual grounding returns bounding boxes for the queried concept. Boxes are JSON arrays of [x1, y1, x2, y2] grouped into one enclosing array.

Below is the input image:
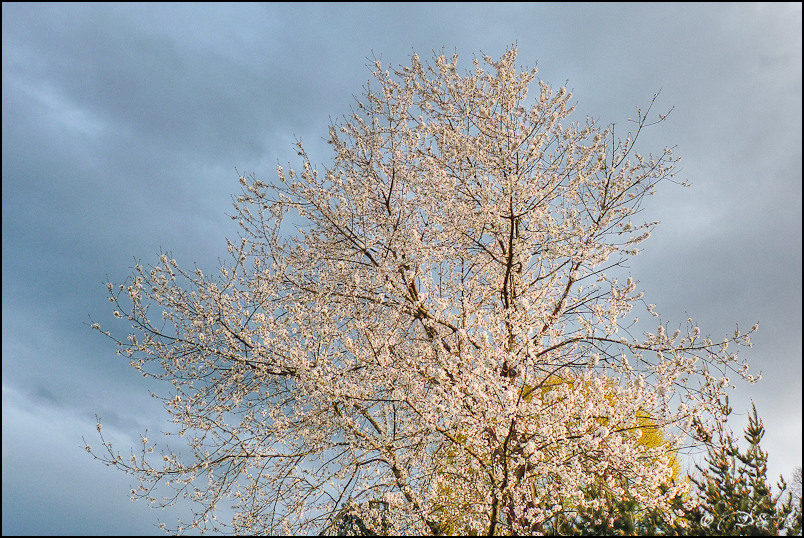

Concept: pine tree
[[681, 397, 798, 535]]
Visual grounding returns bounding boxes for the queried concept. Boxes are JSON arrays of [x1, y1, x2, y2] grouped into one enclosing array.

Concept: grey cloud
[[2, 2, 800, 534]]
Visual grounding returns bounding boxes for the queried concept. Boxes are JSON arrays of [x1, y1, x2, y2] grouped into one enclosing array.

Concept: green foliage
[[544, 491, 643, 535], [331, 500, 391, 536]]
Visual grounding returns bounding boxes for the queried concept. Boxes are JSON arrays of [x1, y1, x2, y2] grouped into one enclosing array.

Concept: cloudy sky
[[2, 3, 801, 535]]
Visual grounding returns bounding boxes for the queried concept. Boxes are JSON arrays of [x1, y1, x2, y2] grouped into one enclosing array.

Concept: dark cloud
[[2, 3, 801, 534]]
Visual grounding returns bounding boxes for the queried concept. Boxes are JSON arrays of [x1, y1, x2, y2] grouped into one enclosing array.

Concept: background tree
[[788, 467, 803, 536], [792, 467, 803, 506], [88, 47, 759, 535]]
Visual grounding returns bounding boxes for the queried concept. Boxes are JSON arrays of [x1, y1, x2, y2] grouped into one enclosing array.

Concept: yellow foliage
[[432, 373, 681, 533], [521, 374, 680, 481]]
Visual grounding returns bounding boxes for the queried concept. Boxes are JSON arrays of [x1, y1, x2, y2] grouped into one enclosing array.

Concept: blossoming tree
[[88, 48, 759, 535]]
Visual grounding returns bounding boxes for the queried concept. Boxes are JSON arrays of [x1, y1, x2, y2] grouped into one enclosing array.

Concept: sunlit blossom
[[88, 47, 758, 536]]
